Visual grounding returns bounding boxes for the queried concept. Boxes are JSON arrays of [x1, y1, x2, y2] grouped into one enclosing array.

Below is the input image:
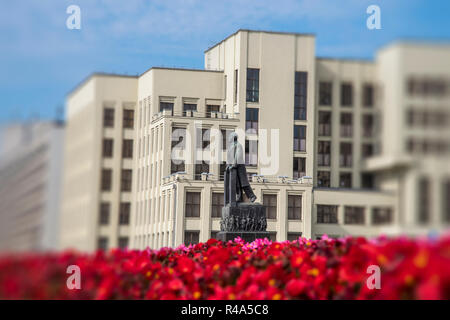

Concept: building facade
[[60, 30, 450, 251]]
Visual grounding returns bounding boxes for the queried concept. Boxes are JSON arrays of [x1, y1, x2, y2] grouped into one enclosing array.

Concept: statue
[[224, 132, 257, 206]]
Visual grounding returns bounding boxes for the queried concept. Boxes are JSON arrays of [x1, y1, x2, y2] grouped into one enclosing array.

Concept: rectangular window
[[418, 177, 431, 224], [361, 173, 375, 189], [363, 84, 374, 107], [185, 192, 201, 217], [293, 157, 306, 179], [171, 161, 185, 174], [318, 111, 331, 136], [317, 205, 338, 223], [362, 143, 374, 158], [340, 143, 353, 167], [196, 128, 210, 149], [269, 232, 277, 242], [101, 169, 112, 191], [341, 83, 353, 106], [319, 82, 332, 106], [171, 127, 186, 149], [160, 101, 174, 113], [246, 68, 260, 102], [344, 206, 365, 225], [123, 109, 134, 129], [318, 141, 331, 166], [220, 162, 227, 181], [245, 139, 258, 166], [183, 103, 197, 115], [119, 202, 130, 225], [221, 129, 233, 151], [340, 113, 353, 137], [372, 207, 393, 225], [317, 171, 330, 188], [118, 237, 129, 249], [195, 161, 209, 180], [245, 108, 259, 133], [103, 108, 115, 127], [122, 139, 133, 158], [263, 194, 277, 219], [339, 172, 352, 188], [287, 233, 302, 241], [103, 139, 113, 158], [97, 237, 108, 250], [443, 180, 450, 223], [99, 203, 110, 225], [121, 169, 132, 192], [206, 105, 220, 117], [184, 231, 200, 246], [362, 114, 374, 138], [293, 125, 306, 152], [234, 69, 238, 104], [288, 195, 302, 220], [211, 193, 224, 218], [294, 71, 307, 120]]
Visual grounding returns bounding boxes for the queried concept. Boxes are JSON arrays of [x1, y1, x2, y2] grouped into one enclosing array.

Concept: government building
[[60, 29, 450, 251]]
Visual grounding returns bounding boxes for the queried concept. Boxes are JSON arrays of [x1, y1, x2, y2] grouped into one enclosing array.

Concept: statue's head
[[228, 132, 239, 145]]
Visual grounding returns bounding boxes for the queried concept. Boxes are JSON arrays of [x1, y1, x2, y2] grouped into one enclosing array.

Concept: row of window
[[97, 236, 129, 250], [418, 178, 450, 224], [316, 205, 393, 225], [318, 111, 375, 138], [317, 172, 375, 189], [102, 139, 133, 158], [101, 169, 132, 192], [318, 141, 374, 167], [99, 202, 131, 226], [407, 77, 449, 98], [103, 108, 134, 129], [406, 108, 450, 128], [318, 82, 374, 107], [406, 138, 450, 155]]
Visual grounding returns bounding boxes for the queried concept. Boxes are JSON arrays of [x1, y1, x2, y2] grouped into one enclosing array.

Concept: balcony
[[152, 110, 237, 122]]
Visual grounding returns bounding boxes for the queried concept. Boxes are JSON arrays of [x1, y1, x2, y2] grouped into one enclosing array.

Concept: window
[[118, 237, 129, 249], [196, 128, 210, 149], [119, 203, 130, 225], [211, 193, 224, 218], [221, 129, 233, 151], [264, 194, 277, 219], [122, 139, 133, 158], [160, 101, 174, 113], [294, 71, 307, 120], [97, 237, 108, 251], [246, 68, 259, 102], [319, 82, 332, 106], [99, 203, 110, 225], [121, 169, 132, 192], [340, 143, 353, 167], [318, 111, 331, 136], [443, 180, 450, 223], [103, 139, 113, 158], [339, 172, 352, 188], [101, 169, 112, 191], [363, 84, 374, 107], [318, 141, 331, 166], [268, 232, 277, 242], [245, 108, 259, 133], [361, 173, 375, 189], [344, 206, 365, 225], [245, 139, 258, 166], [287, 233, 302, 241], [234, 69, 238, 104], [341, 83, 353, 106], [372, 207, 393, 225], [293, 125, 306, 152], [317, 205, 338, 223], [362, 143, 374, 158], [362, 114, 374, 138], [195, 161, 209, 180], [171, 160, 185, 174], [184, 231, 200, 246], [220, 162, 227, 181], [418, 177, 431, 224], [340, 113, 353, 137], [293, 157, 306, 179], [206, 105, 220, 117], [103, 108, 114, 127], [123, 110, 134, 129], [185, 192, 200, 217], [171, 127, 186, 149], [288, 195, 302, 220], [183, 103, 197, 115], [210, 231, 219, 239], [317, 171, 330, 188]]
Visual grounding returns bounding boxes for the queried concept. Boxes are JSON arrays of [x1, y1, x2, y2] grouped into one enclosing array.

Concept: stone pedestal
[[217, 202, 269, 242]]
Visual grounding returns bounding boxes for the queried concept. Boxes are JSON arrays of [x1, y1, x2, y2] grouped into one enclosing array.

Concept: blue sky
[[1, 0, 449, 123]]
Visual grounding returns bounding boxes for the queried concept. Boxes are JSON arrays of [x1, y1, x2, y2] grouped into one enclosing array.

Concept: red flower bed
[[0, 236, 449, 300]]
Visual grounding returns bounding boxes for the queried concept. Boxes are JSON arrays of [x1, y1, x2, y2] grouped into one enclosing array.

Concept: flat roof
[[316, 56, 374, 64], [139, 66, 223, 78], [67, 72, 138, 98]]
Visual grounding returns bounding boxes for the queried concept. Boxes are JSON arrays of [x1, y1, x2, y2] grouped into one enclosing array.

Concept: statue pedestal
[[217, 202, 269, 243]]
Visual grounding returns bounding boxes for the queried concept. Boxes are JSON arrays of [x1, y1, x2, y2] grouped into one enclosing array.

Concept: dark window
[[264, 194, 277, 219], [317, 171, 330, 188], [97, 237, 108, 251], [340, 143, 353, 167], [234, 69, 238, 104], [363, 84, 374, 107], [122, 139, 133, 158], [293, 157, 306, 179], [340, 113, 353, 137], [443, 180, 450, 223], [171, 160, 185, 174], [418, 177, 431, 224], [195, 161, 209, 180], [185, 192, 201, 217], [119, 203, 130, 225], [245, 108, 259, 133], [317, 205, 338, 223], [362, 114, 374, 138], [211, 193, 224, 218], [210, 231, 219, 239], [121, 169, 132, 192], [123, 110, 134, 129], [245, 139, 258, 166], [99, 203, 110, 225], [372, 207, 392, 225], [160, 101, 174, 113], [183, 103, 197, 115], [361, 173, 375, 189], [196, 128, 210, 149], [103, 139, 113, 158], [294, 71, 307, 120], [318, 111, 331, 136], [268, 232, 277, 242], [341, 83, 353, 106], [246, 68, 259, 102], [319, 81, 332, 106], [288, 195, 302, 220], [287, 233, 302, 241], [118, 237, 129, 249], [339, 172, 352, 188], [318, 141, 331, 166], [362, 143, 374, 158], [103, 108, 115, 127], [293, 125, 306, 152], [221, 129, 233, 151], [220, 162, 227, 181], [344, 206, 365, 225], [184, 231, 200, 246], [171, 127, 186, 149], [101, 169, 112, 191], [206, 105, 220, 117]]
